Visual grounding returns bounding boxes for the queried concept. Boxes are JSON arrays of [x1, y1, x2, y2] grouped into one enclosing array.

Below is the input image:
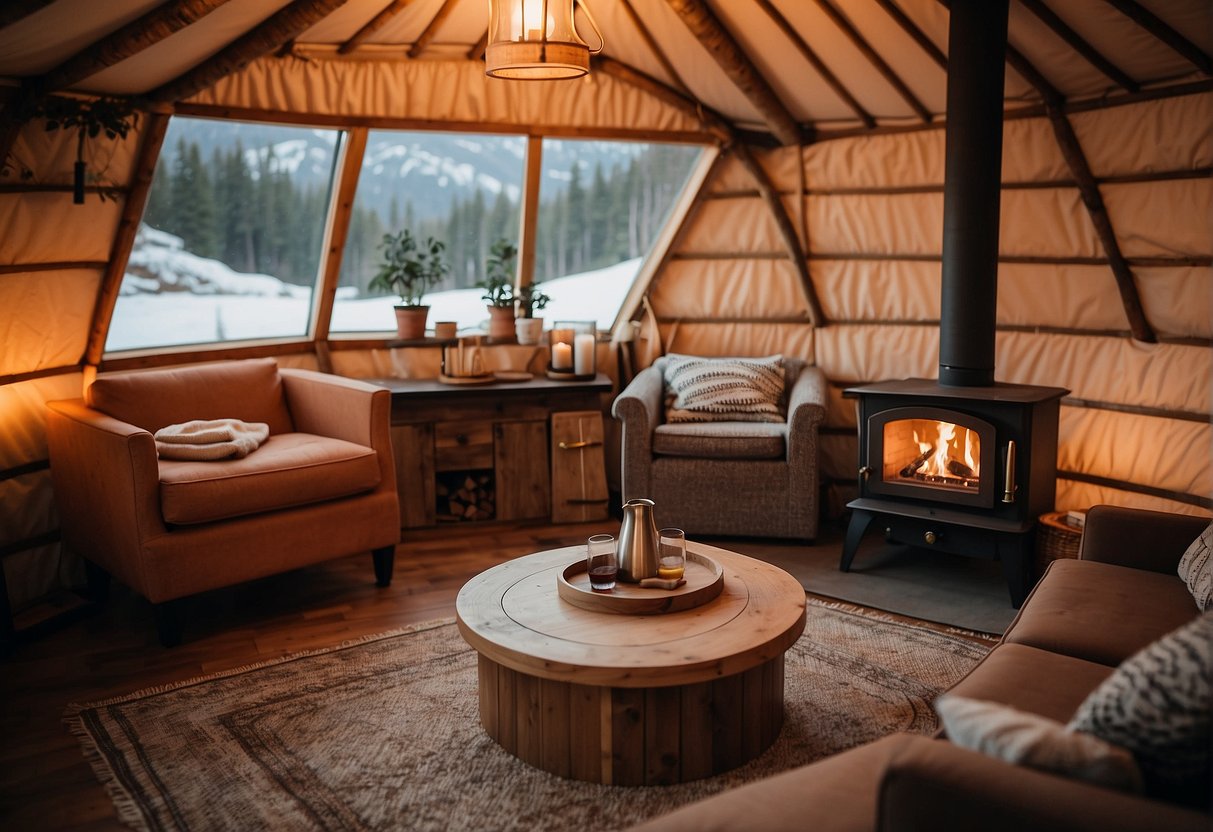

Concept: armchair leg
[[84, 560, 111, 604], [372, 545, 396, 588], [154, 601, 184, 648]]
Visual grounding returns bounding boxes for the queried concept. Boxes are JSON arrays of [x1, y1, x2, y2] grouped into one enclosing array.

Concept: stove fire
[[884, 418, 981, 491]]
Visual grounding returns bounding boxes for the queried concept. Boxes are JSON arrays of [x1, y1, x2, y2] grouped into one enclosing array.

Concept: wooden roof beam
[[340, 0, 411, 55], [467, 28, 488, 61], [662, 0, 804, 146], [596, 56, 825, 326], [755, 0, 875, 130], [37, 0, 233, 94], [875, 0, 946, 72], [1105, 0, 1211, 77], [149, 0, 348, 103], [1018, 0, 1138, 93], [815, 0, 932, 123], [407, 0, 455, 59]]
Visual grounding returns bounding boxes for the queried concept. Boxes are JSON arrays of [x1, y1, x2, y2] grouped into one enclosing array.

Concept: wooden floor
[[0, 520, 618, 831]]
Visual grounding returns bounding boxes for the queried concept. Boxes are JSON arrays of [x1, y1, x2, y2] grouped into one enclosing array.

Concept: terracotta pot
[[394, 305, 430, 340], [515, 317, 544, 345], [487, 305, 516, 341]]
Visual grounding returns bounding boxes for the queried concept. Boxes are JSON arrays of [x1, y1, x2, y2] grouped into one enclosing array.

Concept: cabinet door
[[550, 411, 609, 523], [494, 421, 550, 521], [391, 423, 435, 529]]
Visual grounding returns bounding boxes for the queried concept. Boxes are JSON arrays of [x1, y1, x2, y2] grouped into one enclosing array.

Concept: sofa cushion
[[946, 643, 1115, 724], [662, 354, 786, 423], [934, 695, 1142, 792], [1003, 559, 1199, 666], [87, 358, 295, 435], [1068, 612, 1212, 806], [158, 433, 380, 525], [1177, 521, 1212, 611], [652, 421, 786, 459]]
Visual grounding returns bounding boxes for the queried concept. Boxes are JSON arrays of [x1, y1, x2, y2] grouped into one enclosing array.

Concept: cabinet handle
[[558, 440, 602, 450]]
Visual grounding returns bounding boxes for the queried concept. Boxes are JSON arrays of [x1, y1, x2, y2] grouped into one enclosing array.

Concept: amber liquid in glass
[[657, 559, 684, 581]]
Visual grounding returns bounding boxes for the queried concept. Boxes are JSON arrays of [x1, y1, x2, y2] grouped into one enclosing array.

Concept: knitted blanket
[[154, 419, 270, 461]]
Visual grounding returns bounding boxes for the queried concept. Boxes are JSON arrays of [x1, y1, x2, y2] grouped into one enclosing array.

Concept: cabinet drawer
[[434, 421, 494, 471]]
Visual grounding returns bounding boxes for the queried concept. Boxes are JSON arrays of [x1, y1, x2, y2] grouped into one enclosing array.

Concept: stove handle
[[1002, 440, 1017, 503]]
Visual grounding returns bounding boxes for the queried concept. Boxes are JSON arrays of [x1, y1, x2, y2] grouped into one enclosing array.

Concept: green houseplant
[[479, 238, 518, 340], [368, 230, 448, 340], [514, 282, 551, 345]]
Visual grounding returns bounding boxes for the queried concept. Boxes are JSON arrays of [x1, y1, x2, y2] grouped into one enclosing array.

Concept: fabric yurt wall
[[641, 91, 1211, 519]]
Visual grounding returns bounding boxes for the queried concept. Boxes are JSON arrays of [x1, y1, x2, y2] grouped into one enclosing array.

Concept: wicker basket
[[1035, 511, 1083, 577]]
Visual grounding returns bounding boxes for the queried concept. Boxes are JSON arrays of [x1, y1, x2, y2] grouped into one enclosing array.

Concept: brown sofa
[[46, 359, 400, 645], [631, 505, 1209, 831]]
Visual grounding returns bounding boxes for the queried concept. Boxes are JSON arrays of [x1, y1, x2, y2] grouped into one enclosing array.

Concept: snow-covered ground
[[108, 225, 638, 352]]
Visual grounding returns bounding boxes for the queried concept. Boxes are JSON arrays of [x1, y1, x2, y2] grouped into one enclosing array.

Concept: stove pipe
[[938, 0, 1009, 387]]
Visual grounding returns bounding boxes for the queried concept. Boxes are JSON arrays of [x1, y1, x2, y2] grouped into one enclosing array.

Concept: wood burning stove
[[841, 380, 1066, 607]]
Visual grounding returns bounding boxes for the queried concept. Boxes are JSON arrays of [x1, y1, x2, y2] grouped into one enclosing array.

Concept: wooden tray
[[438, 373, 496, 385], [556, 550, 724, 615]]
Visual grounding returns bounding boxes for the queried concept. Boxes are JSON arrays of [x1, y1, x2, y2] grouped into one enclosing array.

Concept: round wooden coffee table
[[456, 540, 806, 785]]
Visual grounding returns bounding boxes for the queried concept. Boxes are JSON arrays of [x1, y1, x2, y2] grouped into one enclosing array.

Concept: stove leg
[[998, 535, 1032, 608], [840, 509, 876, 572]]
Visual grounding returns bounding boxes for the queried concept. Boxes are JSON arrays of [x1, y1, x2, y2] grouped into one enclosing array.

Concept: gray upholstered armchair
[[612, 356, 827, 541]]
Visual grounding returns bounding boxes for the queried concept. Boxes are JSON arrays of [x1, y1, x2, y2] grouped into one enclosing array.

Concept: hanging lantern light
[[485, 0, 604, 80]]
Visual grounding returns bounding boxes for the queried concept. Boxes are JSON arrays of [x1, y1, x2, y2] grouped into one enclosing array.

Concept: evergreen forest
[[144, 138, 699, 293]]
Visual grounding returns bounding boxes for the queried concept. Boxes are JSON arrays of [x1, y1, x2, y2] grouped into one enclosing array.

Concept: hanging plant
[[6, 95, 139, 203]]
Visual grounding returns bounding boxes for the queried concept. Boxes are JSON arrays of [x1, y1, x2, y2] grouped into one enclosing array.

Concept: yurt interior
[[2, 1, 1211, 829]]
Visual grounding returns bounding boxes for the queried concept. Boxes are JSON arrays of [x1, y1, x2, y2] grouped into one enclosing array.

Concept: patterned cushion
[[1177, 521, 1212, 611], [663, 354, 786, 424], [1068, 612, 1213, 805], [935, 695, 1142, 792]]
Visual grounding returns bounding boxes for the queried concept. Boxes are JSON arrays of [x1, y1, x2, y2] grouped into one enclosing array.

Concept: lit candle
[[552, 341, 573, 370], [574, 333, 596, 376]]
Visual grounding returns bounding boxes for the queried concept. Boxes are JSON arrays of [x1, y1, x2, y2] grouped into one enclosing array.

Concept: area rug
[[67, 598, 994, 832]]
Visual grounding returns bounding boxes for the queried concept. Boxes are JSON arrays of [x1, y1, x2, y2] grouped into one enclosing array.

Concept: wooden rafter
[[874, 0, 946, 72], [407, 0, 455, 59], [313, 127, 368, 343], [0, 0, 54, 30], [597, 57, 825, 326], [620, 0, 690, 94], [37, 0, 233, 94], [467, 28, 488, 61], [662, 0, 803, 146], [85, 112, 171, 366], [1018, 0, 1138, 93], [754, 0, 874, 129], [340, 0, 411, 55], [815, 0, 931, 123], [1105, 0, 1211, 76], [149, 0, 348, 102]]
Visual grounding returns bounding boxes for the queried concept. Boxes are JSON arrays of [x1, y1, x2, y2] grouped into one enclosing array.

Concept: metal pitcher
[[617, 498, 660, 582]]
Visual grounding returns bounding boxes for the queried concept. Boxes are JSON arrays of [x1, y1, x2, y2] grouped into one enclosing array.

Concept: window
[[330, 130, 527, 335], [533, 139, 702, 330], [106, 117, 341, 352]]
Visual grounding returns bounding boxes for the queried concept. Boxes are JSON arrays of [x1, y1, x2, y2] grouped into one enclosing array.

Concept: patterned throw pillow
[[662, 354, 786, 424], [1177, 521, 1212, 611], [934, 695, 1142, 792], [1068, 612, 1213, 806]]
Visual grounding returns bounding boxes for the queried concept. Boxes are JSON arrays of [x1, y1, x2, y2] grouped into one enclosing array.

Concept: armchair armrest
[[280, 368, 396, 496], [878, 735, 1206, 832], [786, 365, 827, 455], [45, 399, 165, 593], [612, 365, 665, 500], [1078, 505, 1209, 574]]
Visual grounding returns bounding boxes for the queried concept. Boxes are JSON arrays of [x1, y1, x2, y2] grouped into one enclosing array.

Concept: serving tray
[[556, 550, 724, 615]]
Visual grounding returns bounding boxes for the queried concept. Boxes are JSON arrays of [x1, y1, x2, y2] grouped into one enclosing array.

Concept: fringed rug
[[67, 598, 994, 832]]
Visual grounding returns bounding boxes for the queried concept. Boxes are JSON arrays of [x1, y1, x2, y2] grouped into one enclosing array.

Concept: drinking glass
[[587, 533, 618, 592], [657, 528, 686, 581]]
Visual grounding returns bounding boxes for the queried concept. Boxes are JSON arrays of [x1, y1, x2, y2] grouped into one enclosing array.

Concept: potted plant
[[514, 282, 551, 345], [479, 238, 518, 340], [368, 229, 448, 340]]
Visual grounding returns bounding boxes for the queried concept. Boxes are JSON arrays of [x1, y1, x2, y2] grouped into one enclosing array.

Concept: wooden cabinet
[[375, 376, 611, 531]]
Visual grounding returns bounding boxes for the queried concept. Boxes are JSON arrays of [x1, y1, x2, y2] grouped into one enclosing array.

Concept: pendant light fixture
[[485, 0, 604, 80]]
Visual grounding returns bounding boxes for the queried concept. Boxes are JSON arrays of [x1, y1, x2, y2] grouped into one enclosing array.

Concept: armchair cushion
[[87, 358, 294, 435], [158, 433, 380, 525], [663, 354, 786, 423], [653, 422, 786, 459]]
